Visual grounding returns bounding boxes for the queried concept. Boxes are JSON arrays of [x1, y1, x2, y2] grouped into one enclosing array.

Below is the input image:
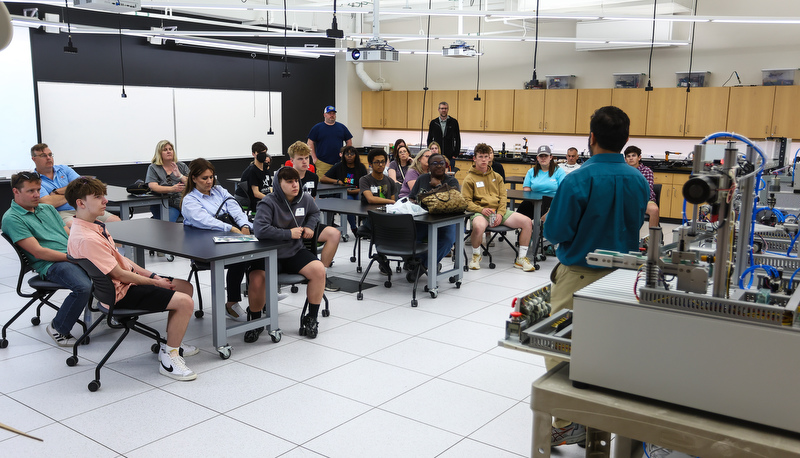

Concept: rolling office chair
[[0, 233, 89, 348], [65, 256, 166, 392], [356, 211, 428, 307], [463, 223, 521, 270]]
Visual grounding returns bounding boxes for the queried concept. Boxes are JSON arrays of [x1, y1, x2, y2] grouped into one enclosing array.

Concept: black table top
[[106, 219, 289, 263], [505, 175, 525, 184], [316, 198, 466, 223], [105, 185, 165, 203], [506, 189, 550, 201]]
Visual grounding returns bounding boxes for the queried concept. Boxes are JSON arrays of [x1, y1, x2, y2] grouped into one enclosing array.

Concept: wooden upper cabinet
[[544, 89, 578, 134], [429, 90, 460, 123], [727, 86, 775, 139], [771, 86, 800, 139], [406, 91, 428, 131], [382, 91, 407, 129], [361, 91, 384, 128], [484, 90, 515, 132], [612, 88, 648, 136], [684, 87, 730, 138], [646, 88, 687, 137], [458, 90, 486, 131], [575, 89, 612, 134], [513, 90, 545, 133]]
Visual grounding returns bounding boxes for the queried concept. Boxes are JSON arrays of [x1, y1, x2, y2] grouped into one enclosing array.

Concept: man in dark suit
[[426, 101, 461, 169]]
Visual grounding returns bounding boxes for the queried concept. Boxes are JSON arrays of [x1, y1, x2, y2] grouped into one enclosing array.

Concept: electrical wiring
[[738, 264, 779, 290]]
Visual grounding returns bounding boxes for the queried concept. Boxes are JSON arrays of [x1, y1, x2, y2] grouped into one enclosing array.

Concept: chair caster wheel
[[291, 285, 299, 293], [350, 256, 356, 262], [356, 266, 362, 273], [541, 255, 547, 261], [411, 299, 418, 307], [321, 309, 330, 317], [66, 356, 78, 366], [489, 263, 496, 269], [165, 254, 174, 262], [463, 266, 468, 272], [396, 266, 402, 273], [342, 235, 349, 242], [194, 310, 204, 318], [82, 336, 90, 345], [534, 264, 540, 270], [218, 346, 232, 359], [429, 290, 438, 298], [449, 276, 456, 283], [88, 380, 101, 392], [0, 339, 7, 349], [424, 285, 429, 292], [455, 282, 461, 288], [357, 292, 363, 300], [270, 330, 282, 343], [151, 343, 160, 354], [31, 317, 40, 326], [149, 250, 155, 256], [384, 281, 392, 288]]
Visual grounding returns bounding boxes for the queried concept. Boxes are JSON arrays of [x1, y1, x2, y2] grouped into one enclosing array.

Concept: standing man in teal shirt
[[2, 172, 93, 347], [542, 106, 649, 447]]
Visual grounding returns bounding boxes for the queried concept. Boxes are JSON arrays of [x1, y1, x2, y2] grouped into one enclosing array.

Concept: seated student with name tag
[[181, 158, 268, 343], [254, 167, 327, 339], [234, 141, 273, 213], [319, 145, 368, 236], [65, 177, 199, 381]]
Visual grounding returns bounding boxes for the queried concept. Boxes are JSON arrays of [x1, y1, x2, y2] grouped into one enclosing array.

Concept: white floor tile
[[440, 353, 548, 400], [469, 401, 534, 456], [240, 339, 359, 381], [126, 415, 296, 458], [310, 321, 410, 357], [438, 438, 526, 457], [357, 306, 453, 336], [381, 378, 517, 436], [305, 358, 431, 406], [367, 336, 481, 376], [419, 319, 504, 353], [0, 395, 56, 442], [227, 383, 371, 444], [0, 347, 93, 393], [0, 421, 118, 456], [62, 389, 217, 454], [304, 408, 461, 458]]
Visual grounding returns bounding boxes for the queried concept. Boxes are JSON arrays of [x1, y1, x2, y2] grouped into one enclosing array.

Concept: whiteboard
[[37, 83, 283, 167], [38, 82, 175, 167], [0, 27, 38, 177], [174, 88, 283, 161]]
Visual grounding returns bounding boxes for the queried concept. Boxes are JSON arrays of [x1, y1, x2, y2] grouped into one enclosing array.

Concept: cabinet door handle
[[765, 125, 769, 135], [685, 124, 690, 134], [539, 122, 542, 129], [679, 124, 683, 133], [773, 126, 777, 136], [544, 122, 548, 131]]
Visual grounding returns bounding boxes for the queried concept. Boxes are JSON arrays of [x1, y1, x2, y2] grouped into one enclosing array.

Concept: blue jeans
[[346, 194, 358, 233], [150, 204, 181, 222], [44, 262, 93, 335], [416, 223, 457, 268]]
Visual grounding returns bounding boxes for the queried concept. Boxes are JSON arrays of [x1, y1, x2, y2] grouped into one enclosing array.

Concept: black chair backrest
[[302, 222, 322, 256], [2, 232, 36, 293], [367, 210, 417, 254], [67, 255, 117, 308], [653, 183, 663, 207]]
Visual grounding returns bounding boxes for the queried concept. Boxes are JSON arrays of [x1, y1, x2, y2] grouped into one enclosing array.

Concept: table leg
[[612, 437, 641, 458], [159, 198, 170, 221], [527, 200, 542, 259], [426, 222, 438, 294], [210, 260, 227, 350], [532, 408, 552, 458], [264, 253, 279, 336], [586, 427, 612, 457]]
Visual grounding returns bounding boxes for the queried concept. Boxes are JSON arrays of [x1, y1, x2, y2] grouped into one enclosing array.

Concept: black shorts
[[278, 249, 319, 275], [115, 284, 176, 311]]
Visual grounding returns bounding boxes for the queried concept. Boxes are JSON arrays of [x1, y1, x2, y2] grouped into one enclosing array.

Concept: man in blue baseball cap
[[307, 106, 353, 178]]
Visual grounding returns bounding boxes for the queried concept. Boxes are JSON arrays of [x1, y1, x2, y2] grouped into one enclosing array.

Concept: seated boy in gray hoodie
[[254, 166, 327, 338]]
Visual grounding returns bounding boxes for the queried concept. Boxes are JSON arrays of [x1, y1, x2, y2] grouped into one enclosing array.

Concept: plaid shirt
[[637, 164, 656, 202]]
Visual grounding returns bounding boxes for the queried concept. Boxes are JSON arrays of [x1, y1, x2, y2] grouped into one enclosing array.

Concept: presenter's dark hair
[[590, 106, 630, 153], [31, 143, 48, 157], [276, 166, 300, 182], [368, 148, 388, 165], [65, 177, 107, 208], [184, 158, 217, 198], [252, 142, 268, 154]]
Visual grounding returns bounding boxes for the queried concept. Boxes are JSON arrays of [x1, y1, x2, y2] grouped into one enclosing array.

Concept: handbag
[[417, 184, 468, 214], [214, 197, 241, 230], [126, 179, 149, 195]]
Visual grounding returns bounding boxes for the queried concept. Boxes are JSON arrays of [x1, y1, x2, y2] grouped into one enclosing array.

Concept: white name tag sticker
[[295, 207, 305, 217], [371, 186, 379, 193], [476, 181, 485, 188]]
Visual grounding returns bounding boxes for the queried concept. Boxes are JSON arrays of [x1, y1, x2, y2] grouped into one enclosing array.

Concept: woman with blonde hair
[[145, 140, 189, 222], [398, 148, 432, 199]]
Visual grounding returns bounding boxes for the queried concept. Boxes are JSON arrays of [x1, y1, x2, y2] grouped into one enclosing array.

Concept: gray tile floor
[[0, 216, 663, 457]]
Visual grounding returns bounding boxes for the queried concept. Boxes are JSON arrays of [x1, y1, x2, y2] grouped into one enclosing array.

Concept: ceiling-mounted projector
[[73, 0, 141, 13], [442, 41, 477, 58], [346, 39, 399, 63]]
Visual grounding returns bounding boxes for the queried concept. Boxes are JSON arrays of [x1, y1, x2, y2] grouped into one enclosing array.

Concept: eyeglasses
[[343, 152, 357, 156], [372, 160, 386, 165], [429, 161, 446, 167], [11, 171, 39, 187], [35, 153, 54, 159]]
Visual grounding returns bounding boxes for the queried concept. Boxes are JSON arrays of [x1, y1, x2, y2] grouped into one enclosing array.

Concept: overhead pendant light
[[63, 0, 77, 53], [282, 0, 290, 77], [473, 0, 482, 101], [685, 0, 699, 93], [525, 0, 540, 89], [645, 0, 657, 91], [117, 13, 126, 97], [266, 44, 274, 135]]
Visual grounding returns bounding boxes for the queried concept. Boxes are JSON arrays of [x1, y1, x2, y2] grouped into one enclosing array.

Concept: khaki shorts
[[314, 160, 334, 178], [470, 209, 514, 224]]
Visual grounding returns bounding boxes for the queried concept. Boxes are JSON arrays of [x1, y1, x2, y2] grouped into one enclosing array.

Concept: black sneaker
[[244, 309, 264, 343], [325, 278, 340, 292], [299, 314, 318, 339], [47, 322, 76, 347]]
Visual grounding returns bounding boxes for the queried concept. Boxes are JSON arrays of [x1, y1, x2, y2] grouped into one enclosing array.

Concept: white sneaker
[[514, 256, 536, 272], [225, 302, 247, 322], [160, 342, 200, 357], [159, 349, 197, 381], [469, 253, 482, 270], [278, 292, 289, 301]]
